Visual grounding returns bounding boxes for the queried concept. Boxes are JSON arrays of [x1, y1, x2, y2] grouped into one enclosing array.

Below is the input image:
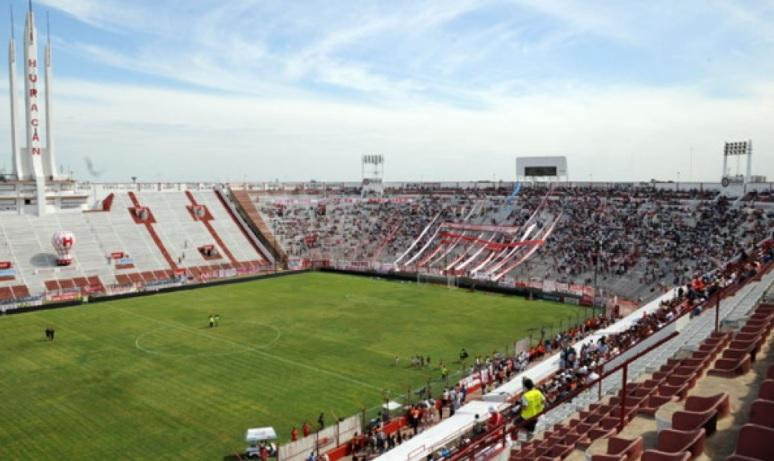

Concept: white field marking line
[[134, 326, 251, 357], [134, 322, 282, 357], [109, 305, 383, 393]]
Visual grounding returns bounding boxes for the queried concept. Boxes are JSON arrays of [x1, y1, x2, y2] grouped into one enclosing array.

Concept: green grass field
[[0, 272, 582, 460]]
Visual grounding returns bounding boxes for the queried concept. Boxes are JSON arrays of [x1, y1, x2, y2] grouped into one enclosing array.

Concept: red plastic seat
[[652, 371, 673, 382], [690, 350, 712, 361], [570, 421, 595, 437], [668, 373, 697, 390], [658, 382, 690, 400], [698, 343, 720, 356], [705, 332, 729, 343], [640, 451, 690, 461], [722, 347, 755, 362], [581, 411, 605, 425], [709, 331, 731, 340], [731, 329, 763, 341], [672, 408, 717, 434], [747, 313, 771, 323], [558, 430, 582, 447], [589, 403, 615, 415], [578, 422, 618, 450], [629, 387, 654, 398], [681, 357, 709, 371], [665, 358, 683, 370], [536, 455, 562, 461], [542, 442, 573, 459], [602, 435, 643, 461], [749, 399, 774, 428], [708, 356, 751, 377], [684, 393, 730, 418], [759, 380, 774, 400], [727, 424, 774, 461], [767, 365, 774, 380], [737, 330, 766, 344], [653, 428, 705, 458], [510, 448, 536, 460], [638, 394, 673, 417], [590, 455, 626, 461]]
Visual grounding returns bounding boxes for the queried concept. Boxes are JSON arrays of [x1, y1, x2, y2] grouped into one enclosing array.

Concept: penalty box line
[[110, 305, 383, 393]]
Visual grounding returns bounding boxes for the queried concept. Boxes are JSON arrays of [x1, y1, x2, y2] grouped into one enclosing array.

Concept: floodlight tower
[[721, 140, 752, 186], [361, 154, 384, 197]]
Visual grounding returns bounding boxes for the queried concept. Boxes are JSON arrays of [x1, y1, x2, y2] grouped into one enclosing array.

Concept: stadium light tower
[[361, 154, 384, 197], [721, 140, 752, 186]]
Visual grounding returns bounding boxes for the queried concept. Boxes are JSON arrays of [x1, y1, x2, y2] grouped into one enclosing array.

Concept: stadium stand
[[240, 184, 771, 304], [0, 189, 268, 305]]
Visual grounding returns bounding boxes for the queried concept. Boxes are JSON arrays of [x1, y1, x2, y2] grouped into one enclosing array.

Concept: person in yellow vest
[[519, 377, 545, 437]]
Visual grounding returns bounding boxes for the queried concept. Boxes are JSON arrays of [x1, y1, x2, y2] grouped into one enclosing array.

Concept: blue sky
[[1, 0, 773, 182]]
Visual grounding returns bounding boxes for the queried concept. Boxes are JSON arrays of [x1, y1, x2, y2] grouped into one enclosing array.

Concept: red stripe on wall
[[127, 192, 178, 271], [184, 191, 238, 266]]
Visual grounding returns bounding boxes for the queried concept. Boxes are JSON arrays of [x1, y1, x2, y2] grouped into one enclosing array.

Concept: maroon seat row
[[727, 364, 774, 461], [509, 304, 772, 461], [637, 391, 729, 460], [635, 331, 729, 417], [709, 305, 773, 378]]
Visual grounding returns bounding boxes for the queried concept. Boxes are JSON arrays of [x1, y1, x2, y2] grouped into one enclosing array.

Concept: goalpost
[[415, 270, 458, 288]]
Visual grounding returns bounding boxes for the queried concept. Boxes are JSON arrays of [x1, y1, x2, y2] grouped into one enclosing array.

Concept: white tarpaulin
[[246, 427, 277, 442]]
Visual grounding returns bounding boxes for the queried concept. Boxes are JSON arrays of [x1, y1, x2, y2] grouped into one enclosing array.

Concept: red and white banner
[[438, 232, 544, 251]]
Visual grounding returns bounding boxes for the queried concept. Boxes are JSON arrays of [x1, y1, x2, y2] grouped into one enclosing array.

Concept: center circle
[[135, 322, 281, 357]]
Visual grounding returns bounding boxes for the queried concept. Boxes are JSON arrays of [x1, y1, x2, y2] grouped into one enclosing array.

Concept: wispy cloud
[[34, 0, 146, 31], [1, 0, 771, 183]]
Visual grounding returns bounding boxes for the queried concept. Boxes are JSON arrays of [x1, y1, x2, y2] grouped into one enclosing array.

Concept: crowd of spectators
[[255, 185, 771, 301]]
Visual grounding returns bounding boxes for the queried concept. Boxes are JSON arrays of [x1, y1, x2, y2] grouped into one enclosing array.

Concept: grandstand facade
[[1, 180, 772, 312], [0, 183, 272, 307]]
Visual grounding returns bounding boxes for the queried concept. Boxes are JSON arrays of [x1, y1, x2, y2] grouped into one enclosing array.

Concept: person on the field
[[214, 314, 220, 326], [290, 426, 299, 441], [208, 315, 214, 328], [302, 421, 311, 437], [459, 348, 469, 362]]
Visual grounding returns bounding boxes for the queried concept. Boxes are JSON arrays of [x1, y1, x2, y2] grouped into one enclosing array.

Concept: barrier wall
[[278, 414, 361, 461]]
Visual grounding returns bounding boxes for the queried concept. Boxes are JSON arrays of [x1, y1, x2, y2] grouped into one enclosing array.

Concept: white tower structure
[[7, 1, 56, 215], [44, 11, 56, 179], [8, 6, 22, 177]]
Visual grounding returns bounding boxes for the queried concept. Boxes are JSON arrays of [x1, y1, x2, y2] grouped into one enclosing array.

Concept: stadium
[[1, 2, 774, 461]]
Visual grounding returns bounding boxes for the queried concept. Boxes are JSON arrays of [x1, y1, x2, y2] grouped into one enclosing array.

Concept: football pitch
[[0, 272, 582, 460]]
